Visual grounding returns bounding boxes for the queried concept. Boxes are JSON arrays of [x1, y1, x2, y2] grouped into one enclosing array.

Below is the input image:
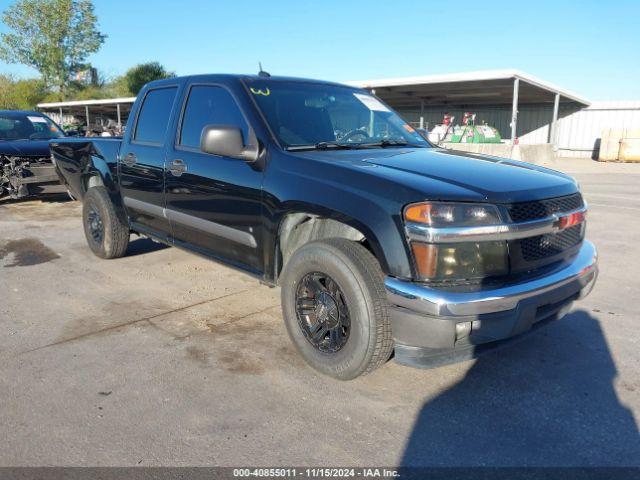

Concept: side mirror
[[200, 125, 259, 162]]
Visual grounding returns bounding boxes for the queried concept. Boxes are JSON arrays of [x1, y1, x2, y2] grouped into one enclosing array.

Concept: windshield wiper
[[356, 139, 414, 148], [285, 139, 427, 151], [286, 141, 358, 151]]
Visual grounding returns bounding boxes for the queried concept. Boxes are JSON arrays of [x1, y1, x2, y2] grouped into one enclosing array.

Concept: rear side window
[[179, 85, 249, 149], [134, 87, 177, 144]]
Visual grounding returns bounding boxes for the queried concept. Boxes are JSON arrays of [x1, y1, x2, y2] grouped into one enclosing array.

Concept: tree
[[0, 0, 106, 96], [0, 75, 48, 109], [123, 62, 175, 96]]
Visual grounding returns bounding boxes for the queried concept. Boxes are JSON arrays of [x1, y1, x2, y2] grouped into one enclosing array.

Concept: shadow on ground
[[125, 237, 170, 257], [400, 311, 639, 467]]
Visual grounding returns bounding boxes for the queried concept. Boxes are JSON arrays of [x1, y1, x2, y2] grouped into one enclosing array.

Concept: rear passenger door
[[164, 83, 264, 274], [119, 86, 178, 238]]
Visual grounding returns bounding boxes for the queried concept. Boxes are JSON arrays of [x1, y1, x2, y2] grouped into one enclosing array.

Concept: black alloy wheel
[[86, 206, 104, 244], [82, 186, 130, 259], [281, 238, 394, 379], [295, 272, 351, 353]]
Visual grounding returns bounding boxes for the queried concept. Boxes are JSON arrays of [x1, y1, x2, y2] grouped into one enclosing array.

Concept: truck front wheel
[[281, 238, 393, 380], [82, 187, 130, 259]]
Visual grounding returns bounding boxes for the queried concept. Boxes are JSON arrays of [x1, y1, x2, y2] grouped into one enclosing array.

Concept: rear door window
[[179, 85, 249, 149], [134, 87, 177, 144]]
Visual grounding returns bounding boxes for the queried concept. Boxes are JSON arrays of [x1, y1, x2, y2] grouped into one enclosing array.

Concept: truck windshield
[[0, 113, 64, 141], [244, 79, 430, 150]]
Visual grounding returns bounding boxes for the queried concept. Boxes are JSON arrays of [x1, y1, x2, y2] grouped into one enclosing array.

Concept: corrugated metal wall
[[397, 101, 640, 158], [396, 103, 581, 145], [555, 101, 640, 158]]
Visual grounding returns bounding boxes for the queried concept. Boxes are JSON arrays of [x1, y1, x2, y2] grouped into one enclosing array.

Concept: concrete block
[[442, 143, 555, 165], [518, 144, 556, 164], [599, 128, 622, 161], [598, 129, 640, 162], [619, 138, 640, 162]]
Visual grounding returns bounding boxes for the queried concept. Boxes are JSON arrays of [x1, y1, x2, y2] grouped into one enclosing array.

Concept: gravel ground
[[0, 159, 638, 467]]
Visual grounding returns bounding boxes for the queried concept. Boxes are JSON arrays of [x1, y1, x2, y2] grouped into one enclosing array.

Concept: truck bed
[[51, 138, 123, 201]]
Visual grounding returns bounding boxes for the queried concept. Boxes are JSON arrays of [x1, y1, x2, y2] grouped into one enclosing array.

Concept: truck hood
[[0, 139, 53, 157], [296, 147, 578, 204]]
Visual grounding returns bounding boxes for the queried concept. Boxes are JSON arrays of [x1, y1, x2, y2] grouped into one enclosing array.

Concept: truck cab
[[51, 74, 598, 379]]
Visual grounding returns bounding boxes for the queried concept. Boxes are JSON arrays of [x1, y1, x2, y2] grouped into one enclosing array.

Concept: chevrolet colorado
[[51, 74, 598, 380]]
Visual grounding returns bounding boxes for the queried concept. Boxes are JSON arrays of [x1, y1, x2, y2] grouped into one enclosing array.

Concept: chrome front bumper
[[386, 240, 598, 318], [386, 241, 598, 368]]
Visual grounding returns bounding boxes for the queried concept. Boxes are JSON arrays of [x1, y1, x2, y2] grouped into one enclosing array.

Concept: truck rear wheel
[[82, 187, 129, 259], [281, 238, 393, 380]]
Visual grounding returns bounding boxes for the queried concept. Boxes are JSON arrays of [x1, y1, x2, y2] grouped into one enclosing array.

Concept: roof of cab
[[144, 73, 357, 90]]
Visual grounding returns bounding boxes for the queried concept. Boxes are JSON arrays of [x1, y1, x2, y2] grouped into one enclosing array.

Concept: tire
[[82, 186, 129, 259], [281, 238, 393, 380]]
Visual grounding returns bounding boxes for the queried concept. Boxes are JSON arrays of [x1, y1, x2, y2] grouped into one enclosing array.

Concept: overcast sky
[[1, 0, 638, 100]]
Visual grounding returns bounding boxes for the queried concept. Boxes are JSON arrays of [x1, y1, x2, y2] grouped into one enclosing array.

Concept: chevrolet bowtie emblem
[[557, 210, 586, 230]]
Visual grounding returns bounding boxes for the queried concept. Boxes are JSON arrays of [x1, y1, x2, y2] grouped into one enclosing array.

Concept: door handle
[[122, 152, 137, 166], [169, 158, 187, 177]]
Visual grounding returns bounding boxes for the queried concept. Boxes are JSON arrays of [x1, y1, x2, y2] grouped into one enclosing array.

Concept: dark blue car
[[0, 110, 68, 199]]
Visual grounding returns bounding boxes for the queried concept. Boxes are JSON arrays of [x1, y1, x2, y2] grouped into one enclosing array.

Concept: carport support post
[[58, 107, 63, 125], [117, 103, 122, 128], [85, 105, 90, 131], [420, 100, 425, 129], [511, 78, 519, 144], [550, 93, 560, 145]]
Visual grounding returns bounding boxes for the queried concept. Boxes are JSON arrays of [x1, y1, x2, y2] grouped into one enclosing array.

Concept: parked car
[[50, 74, 598, 380], [0, 110, 69, 200]]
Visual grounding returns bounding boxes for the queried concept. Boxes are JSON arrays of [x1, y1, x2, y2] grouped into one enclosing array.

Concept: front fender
[[263, 156, 415, 281], [274, 200, 398, 275]]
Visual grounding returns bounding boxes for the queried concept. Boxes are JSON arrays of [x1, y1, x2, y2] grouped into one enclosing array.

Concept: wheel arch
[[79, 151, 128, 228], [272, 206, 393, 284]]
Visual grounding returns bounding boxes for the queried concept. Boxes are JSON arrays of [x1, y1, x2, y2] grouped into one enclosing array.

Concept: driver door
[[164, 83, 264, 274]]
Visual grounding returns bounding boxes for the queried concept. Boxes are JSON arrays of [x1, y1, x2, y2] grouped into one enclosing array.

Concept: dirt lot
[[1, 159, 639, 467]]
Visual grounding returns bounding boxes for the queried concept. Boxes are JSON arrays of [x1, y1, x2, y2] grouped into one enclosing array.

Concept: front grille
[[507, 193, 584, 223], [519, 225, 584, 261]]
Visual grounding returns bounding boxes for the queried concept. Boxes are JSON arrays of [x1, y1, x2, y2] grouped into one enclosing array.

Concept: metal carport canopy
[[346, 69, 590, 107], [347, 69, 590, 144], [37, 97, 136, 127]]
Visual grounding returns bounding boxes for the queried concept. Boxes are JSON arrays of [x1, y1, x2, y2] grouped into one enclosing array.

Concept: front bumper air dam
[[385, 241, 598, 368]]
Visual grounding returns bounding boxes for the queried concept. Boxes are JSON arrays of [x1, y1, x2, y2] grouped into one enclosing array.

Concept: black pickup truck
[[51, 74, 598, 380], [1, 110, 68, 199]]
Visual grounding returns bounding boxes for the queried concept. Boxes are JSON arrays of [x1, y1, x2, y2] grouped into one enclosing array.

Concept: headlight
[[404, 202, 508, 281], [404, 202, 502, 227], [410, 241, 508, 281]]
